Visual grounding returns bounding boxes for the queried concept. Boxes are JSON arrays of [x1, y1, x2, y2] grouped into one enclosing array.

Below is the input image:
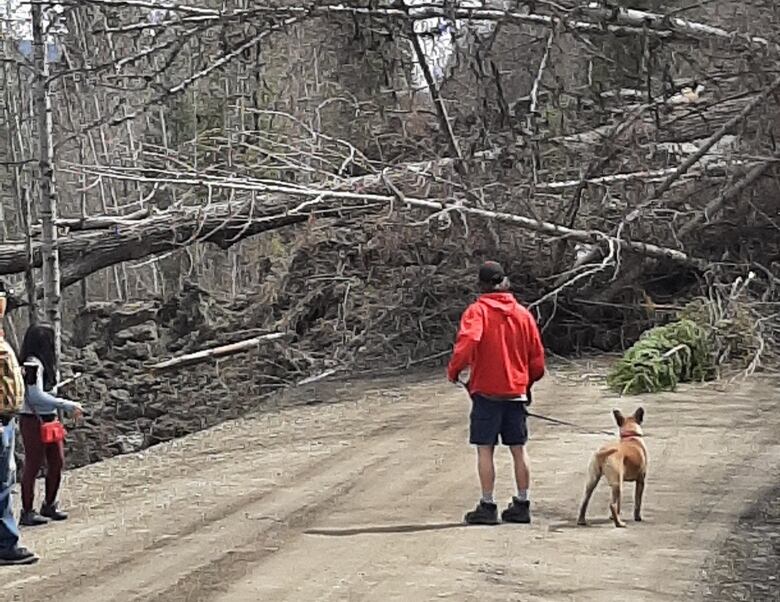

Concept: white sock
[[481, 492, 495, 504], [515, 489, 529, 502]]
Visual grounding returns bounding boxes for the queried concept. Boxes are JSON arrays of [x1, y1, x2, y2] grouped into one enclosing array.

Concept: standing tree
[[31, 2, 61, 361]]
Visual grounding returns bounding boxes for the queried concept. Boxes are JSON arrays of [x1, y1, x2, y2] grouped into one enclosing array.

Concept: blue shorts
[[469, 394, 529, 447]]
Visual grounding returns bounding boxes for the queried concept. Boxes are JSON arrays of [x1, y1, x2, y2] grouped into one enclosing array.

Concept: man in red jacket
[[447, 261, 545, 525]]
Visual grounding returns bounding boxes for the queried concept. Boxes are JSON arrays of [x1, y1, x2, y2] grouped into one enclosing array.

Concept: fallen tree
[[0, 202, 315, 287], [1, 80, 767, 306], [553, 92, 769, 149], [578, 3, 772, 50], [572, 71, 780, 269], [342, 90, 767, 195], [2, 0, 773, 323], [0, 172, 709, 296], [27, 66, 765, 281], [241, 3, 774, 48]]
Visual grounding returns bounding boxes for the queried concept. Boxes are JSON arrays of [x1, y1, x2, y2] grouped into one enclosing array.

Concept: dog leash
[[523, 411, 614, 436], [455, 380, 614, 437]]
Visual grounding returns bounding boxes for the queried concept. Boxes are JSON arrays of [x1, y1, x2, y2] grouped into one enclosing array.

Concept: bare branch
[[677, 152, 780, 241], [150, 332, 287, 372]]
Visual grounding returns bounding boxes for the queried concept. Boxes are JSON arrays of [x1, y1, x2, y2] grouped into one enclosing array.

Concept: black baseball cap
[[478, 261, 506, 286]]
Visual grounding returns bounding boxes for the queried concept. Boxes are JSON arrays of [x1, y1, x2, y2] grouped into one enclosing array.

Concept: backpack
[[0, 336, 25, 415]]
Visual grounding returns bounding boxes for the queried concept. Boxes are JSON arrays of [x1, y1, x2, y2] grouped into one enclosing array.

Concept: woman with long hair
[[17, 324, 82, 527]]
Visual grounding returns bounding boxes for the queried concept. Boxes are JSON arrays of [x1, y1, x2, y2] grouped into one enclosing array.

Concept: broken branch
[[149, 332, 287, 372]]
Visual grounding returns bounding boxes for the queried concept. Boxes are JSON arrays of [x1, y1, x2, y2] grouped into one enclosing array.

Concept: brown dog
[[577, 407, 647, 528]]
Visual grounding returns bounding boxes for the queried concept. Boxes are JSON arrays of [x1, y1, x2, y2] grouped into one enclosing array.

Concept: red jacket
[[447, 292, 545, 397]]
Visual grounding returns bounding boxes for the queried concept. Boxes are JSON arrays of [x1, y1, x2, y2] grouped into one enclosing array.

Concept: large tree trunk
[[0, 180, 707, 300], [0, 200, 322, 287]]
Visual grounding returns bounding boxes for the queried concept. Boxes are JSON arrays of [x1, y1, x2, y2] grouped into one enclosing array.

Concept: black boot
[[464, 501, 500, 525], [41, 502, 68, 521], [501, 498, 531, 523], [19, 510, 49, 527], [0, 546, 39, 565]]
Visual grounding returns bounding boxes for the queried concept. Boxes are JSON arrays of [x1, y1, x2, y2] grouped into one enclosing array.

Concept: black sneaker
[[20, 511, 50, 527], [0, 546, 39, 565], [41, 502, 68, 521], [501, 498, 531, 523], [464, 501, 500, 525]]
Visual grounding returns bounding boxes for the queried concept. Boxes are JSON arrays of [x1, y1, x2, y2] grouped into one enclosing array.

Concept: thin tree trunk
[[32, 4, 62, 359], [20, 187, 39, 325]]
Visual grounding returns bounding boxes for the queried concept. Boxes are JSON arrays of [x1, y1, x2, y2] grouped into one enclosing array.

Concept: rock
[[71, 302, 114, 348], [142, 403, 166, 419], [91, 381, 109, 401], [109, 389, 131, 403], [147, 417, 187, 445], [91, 341, 110, 359], [113, 321, 159, 346], [115, 342, 151, 360], [134, 417, 153, 432], [62, 286, 293, 470], [110, 432, 145, 454], [79, 345, 101, 368], [115, 421, 141, 434], [115, 404, 142, 421], [108, 302, 160, 333]]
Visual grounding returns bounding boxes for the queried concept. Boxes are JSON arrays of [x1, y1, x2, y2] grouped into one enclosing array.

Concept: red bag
[[40, 420, 67, 444]]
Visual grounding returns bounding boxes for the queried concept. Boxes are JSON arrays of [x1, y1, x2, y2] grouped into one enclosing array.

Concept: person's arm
[[447, 304, 484, 383], [26, 386, 81, 416], [525, 313, 546, 384]]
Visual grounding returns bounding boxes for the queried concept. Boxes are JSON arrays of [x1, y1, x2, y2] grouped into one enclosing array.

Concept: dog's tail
[[596, 448, 619, 460]]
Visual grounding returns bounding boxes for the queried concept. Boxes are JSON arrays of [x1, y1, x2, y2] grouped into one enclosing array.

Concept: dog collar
[[620, 432, 642, 439]]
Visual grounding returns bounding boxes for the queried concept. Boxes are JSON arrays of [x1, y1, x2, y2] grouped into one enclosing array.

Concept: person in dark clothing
[[17, 324, 82, 527], [447, 261, 546, 525]]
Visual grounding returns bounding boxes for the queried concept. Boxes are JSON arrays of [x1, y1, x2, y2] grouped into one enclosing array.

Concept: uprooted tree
[[0, 0, 779, 462]]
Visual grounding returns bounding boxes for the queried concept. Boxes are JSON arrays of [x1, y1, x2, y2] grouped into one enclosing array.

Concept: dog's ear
[[612, 409, 625, 426], [634, 407, 645, 424]]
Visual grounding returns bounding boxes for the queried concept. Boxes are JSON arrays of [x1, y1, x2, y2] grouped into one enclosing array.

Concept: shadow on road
[[307, 509, 599, 537], [305, 522, 466, 536], [546, 517, 615, 532]]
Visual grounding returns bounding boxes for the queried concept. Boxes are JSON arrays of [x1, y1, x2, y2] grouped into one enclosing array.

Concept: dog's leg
[[634, 474, 645, 522], [609, 477, 626, 528], [577, 455, 602, 526]]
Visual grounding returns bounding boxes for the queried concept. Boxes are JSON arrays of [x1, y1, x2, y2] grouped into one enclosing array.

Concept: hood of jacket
[[477, 292, 519, 314]]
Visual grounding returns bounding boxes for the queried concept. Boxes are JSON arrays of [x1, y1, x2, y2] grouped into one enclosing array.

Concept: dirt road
[[4, 361, 780, 601]]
